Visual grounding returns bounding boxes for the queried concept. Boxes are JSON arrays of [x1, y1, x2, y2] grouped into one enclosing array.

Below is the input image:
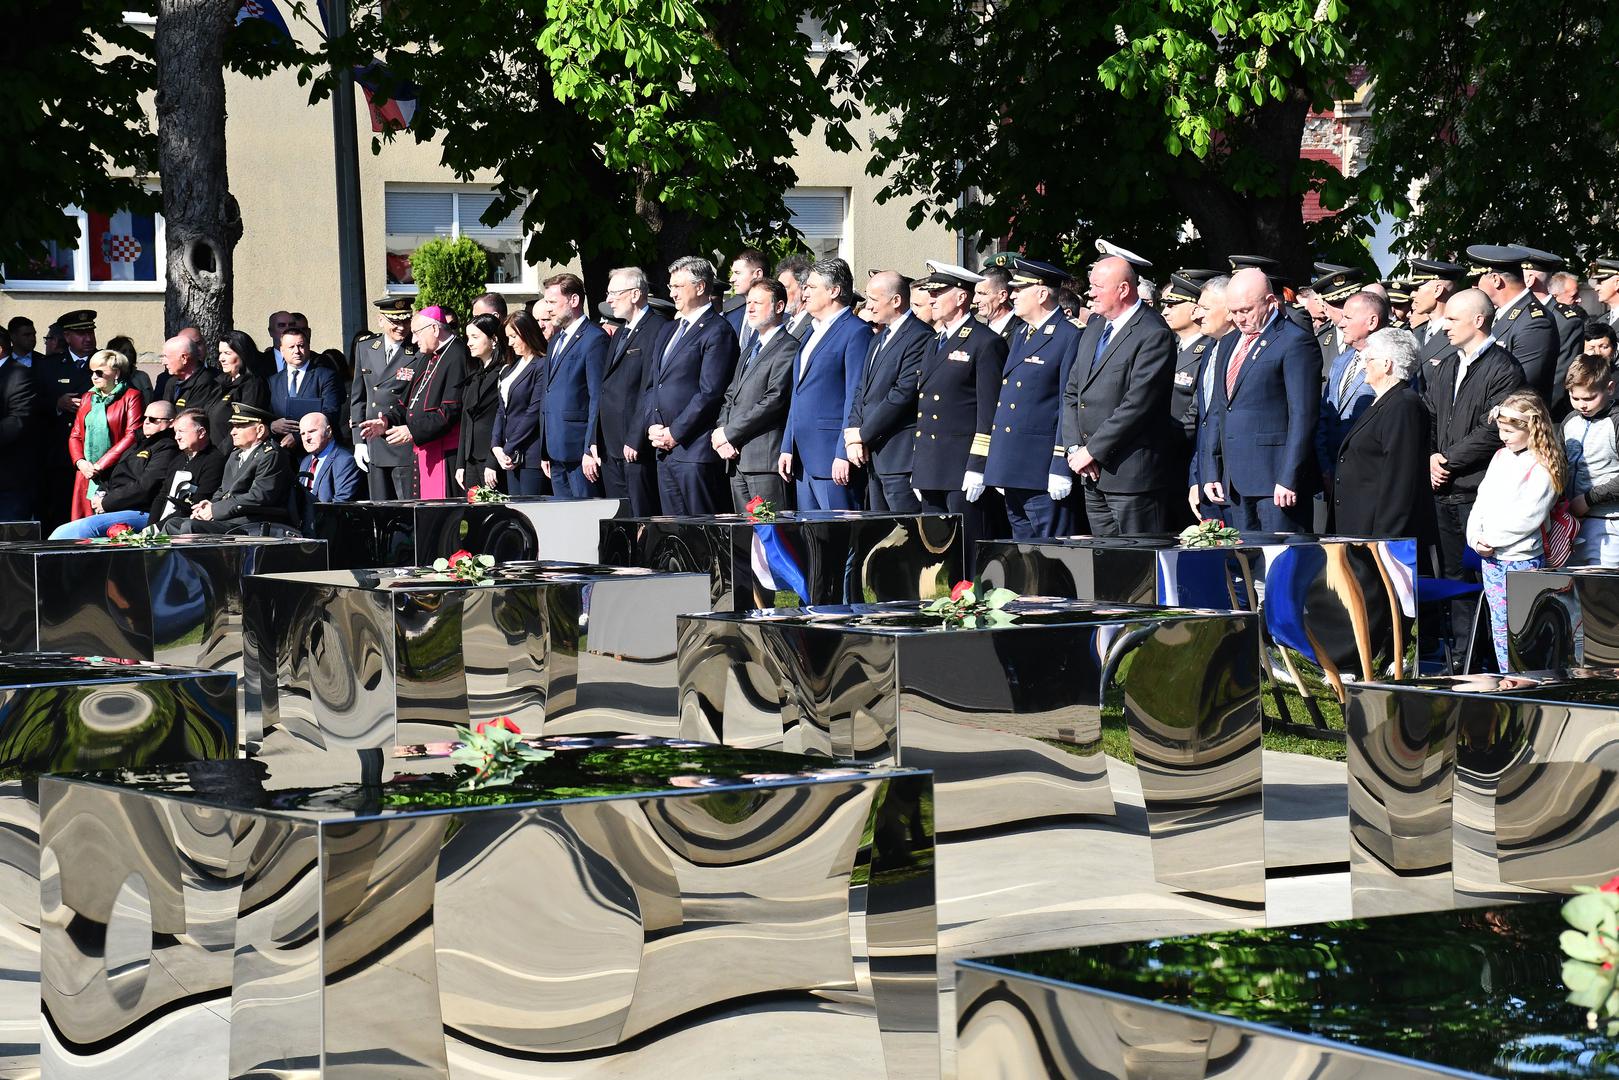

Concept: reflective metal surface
[[600, 511, 963, 612], [979, 535, 1420, 746], [0, 654, 235, 1078], [0, 535, 325, 722], [38, 737, 936, 1079], [0, 521, 41, 542], [677, 601, 1265, 907], [246, 563, 713, 766], [1347, 669, 1619, 916], [1508, 566, 1619, 670], [956, 902, 1591, 1079], [314, 498, 626, 570]]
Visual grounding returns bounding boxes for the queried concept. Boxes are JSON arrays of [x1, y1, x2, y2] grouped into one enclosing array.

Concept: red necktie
[[1224, 333, 1259, 398]]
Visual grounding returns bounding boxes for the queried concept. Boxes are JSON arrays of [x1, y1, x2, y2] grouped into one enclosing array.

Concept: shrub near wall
[[409, 236, 490, 325]]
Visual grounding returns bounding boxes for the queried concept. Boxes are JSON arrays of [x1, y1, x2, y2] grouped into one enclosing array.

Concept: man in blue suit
[[724, 248, 768, 352], [778, 258, 874, 511], [978, 257, 1083, 538], [269, 328, 340, 452], [540, 272, 607, 497], [296, 413, 360, 503], [642, 256, 739, 514], [1201, 267, 1319, 533]]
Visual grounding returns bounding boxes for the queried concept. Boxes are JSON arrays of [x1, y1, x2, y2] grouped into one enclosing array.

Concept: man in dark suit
[[778, 258, 874, 511], [0, 328, 38, 521], [1200, 268, 1319, 533], [980, 257, 1083, 539], [1466, 244, 1558, 399], [724, 249, 769, 351], [539, 272, 607, 497], [1422, 287, 1525, 661], [642, 256, 739, 514], [1059, 255, 1177, 534], [913, 264, 1006, 569], [159, 334, 223, 416], [776, 255, 814, 340], [845, 270, 932, 512], [592, 266, 667, 514], [32, 308, 97, 531], [1185, 275, 1235, 522], [714, 278, 795, 511], [167, 403, 292, 533], [269, 328, 340, 451], [296, 413, 361, 504], [349, 296, 416, 500]]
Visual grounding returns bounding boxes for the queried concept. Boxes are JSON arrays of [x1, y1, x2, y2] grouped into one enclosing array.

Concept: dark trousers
[[920, 487, 989, 574], [550, 460, 602, 499], [1003, 487, 1073, 540], [1435, 494, 1482, 668], [600, 453, 660, 516], [796, 473, 863, 511], [1083, 485, 1170, 536], [729, 470, 788, 513], [365, 461, 412, 501], [511, 467, 548, 498], [659, 456, 728, 515], [1222, 492, 1312, 533], [867, 471, 921, 513]]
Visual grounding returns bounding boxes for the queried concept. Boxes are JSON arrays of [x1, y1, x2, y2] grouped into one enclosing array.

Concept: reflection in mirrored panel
[[1509, 566, 1619, 671], [313, 498, 626, 570], [246, 563, 711, 767], [600, 512, 963, 612], [39, 738, 937, 1079]]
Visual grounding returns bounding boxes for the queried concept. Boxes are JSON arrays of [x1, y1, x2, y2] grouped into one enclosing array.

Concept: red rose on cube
[[1600, 875, 1619, 894], [746, 496, 764, 513], [106, 523, 132, 538], [950, 580, 974, 602], [466, 487, 481, 503], [449, 549, 474, 565], [474, 717, 521, 736]]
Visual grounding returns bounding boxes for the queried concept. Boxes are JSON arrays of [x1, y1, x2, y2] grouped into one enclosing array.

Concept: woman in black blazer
[[492, 310, 548, 497], [456, 313, 510, 495], [1333, 327, 1437, 547], [212, 331, 271, 447]]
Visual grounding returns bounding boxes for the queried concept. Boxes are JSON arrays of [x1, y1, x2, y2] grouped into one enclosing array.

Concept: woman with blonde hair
[[1466, 389, 1569, 669], [67, 348, 145, 520]]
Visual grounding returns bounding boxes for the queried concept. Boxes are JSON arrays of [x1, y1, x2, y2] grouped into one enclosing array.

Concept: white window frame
[[784, 187, 851, 262], [3, 201, 166, 294], [384, 184, 532, 295]]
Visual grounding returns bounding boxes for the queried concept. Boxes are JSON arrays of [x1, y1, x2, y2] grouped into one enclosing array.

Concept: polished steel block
[[1508, 565, 1619, 671], [1347, 669, 1619, 917], [979, 535, 1420, 742], [0, 654, 235, 1077], [245, 563, 712, 763], [599, 511, 964, 611], [38, 737, 937, 1079], [678, 600, 1265, 907], [956, 901, 1585, 1079], [0, 535, 324, 720], [313, 497, 626, 569], [0, 520, 40, 541]]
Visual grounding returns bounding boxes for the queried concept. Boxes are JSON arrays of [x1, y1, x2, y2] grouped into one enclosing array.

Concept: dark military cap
[[1161, 273, 1205, 306], [1465, 244, 1531, 278], [1096, 239, 1152, 271], [647, 297, 675, 316], [1591, 258, 1619, 281], [1308, 263, 1367, 304], [1408, 258, 1467, 283], [919, 260, 983, 292], [1227, 254, 1296, 288], [56, 309, 97, 331], [600, 313, 627, 329], [227, 401, 275, 426], [1006, 257, 1068, 289], [371, 296, 413, 321], [981, 251, 1019, 269], [1518, 245, 1565, 273], [1178, 268, 1222, 288], [1384, 280, 1413, 304]]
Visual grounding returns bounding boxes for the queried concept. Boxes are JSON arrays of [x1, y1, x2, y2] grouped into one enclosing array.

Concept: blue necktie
[[743, 337, 762, 370], [1088, 322, 1113, 377], [661, 320, 687, 371]]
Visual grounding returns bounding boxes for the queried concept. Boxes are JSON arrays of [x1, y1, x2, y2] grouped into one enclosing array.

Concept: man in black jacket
[[0, 328, 37, 522], [149, 408, 227, 530], [714, 278, 796, 511], [845, 270, 933, 511], [166, 403, 291, 533], [591, 266, 668, 515], [1422, 287, 1525, 665], [48, 400, 178, 538]]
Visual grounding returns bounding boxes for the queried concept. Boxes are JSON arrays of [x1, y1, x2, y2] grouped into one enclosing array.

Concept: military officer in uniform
[[348, 296, 418, 500], [1229, 255, 1313, 333], [33, 308, 98, 531], [1307, 263, 1370, 373], [166, 402, 292, 533], [1465, 244, 1559, 399], [1162, 272, 1216, 526], [975, 257, 1083, 539], [976, 254, 1026, 342], [1520, 247, 1584, 415], [1408, 258, 1468, 370], [1592, 258, 1619, 329], [1385, 280, 1413, 328], [914, 262, 1006, 570]]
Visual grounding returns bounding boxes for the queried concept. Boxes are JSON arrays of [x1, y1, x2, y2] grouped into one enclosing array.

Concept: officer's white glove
[[962, 471, 985, 503], [354, 440, 370, 472], [1047, 473, 1073, 501]]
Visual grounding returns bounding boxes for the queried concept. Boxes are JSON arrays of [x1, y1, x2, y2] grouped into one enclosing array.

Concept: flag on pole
[[235, 0, 293, 41], [353, 59, 419, 133]]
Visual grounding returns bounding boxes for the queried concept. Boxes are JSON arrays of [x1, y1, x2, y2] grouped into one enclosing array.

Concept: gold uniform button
[[915, 431, 921, 438], [1009, 403, 1016, 410], [1002, 378, 1008, 385]]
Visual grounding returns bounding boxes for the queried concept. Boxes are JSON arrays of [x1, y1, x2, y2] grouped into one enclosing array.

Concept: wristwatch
[[1066, 444, 1081, 455]]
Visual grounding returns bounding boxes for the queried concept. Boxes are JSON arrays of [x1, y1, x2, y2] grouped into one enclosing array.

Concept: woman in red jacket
[[68, 349, 145, 520]]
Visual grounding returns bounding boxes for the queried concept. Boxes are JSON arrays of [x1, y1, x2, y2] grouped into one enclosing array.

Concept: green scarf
[[83, 382, 125, 497]]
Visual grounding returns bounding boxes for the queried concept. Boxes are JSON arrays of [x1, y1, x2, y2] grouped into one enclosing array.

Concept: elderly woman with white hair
[[1331, 326, 1436, 545]]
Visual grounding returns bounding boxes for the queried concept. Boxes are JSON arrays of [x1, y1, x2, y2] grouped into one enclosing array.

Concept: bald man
[[1060, 255, 1178, 534], [160, 334, 223, 413], [845, 270, 934, 510], [1195, 267, 1320, 533]]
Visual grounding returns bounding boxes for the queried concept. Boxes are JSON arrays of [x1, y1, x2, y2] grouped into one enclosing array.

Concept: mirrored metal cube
[[600, 511, 964, 612], [0, 520, 40, 542], [245, 562, 712, 762], [678, 600, 1265, 908], [1508, 565, 1619, 671], [38, 737, 937, 1080], [0, 535, 324, 719], [1347, 669, 1619, 917], [0, 654, 235, 1077], [313, 497, 625, 569]]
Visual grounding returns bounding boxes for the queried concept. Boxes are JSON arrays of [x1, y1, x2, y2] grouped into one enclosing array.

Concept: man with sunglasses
[[48, 400, 178, 539]]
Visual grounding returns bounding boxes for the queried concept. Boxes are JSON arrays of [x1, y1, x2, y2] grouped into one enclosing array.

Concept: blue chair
[[1415, 546, 1486, 674]]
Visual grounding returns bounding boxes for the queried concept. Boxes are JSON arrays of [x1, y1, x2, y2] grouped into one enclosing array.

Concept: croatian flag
[[354, 59, 419, 132], [87, 210, 156, 282], [235, 0, 293, 40]]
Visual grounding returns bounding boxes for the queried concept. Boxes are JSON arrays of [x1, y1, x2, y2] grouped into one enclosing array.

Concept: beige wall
[[3, 22, 955, 356]]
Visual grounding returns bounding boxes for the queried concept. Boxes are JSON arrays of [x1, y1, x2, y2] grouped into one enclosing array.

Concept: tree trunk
[[156, 0, 241, 360]]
